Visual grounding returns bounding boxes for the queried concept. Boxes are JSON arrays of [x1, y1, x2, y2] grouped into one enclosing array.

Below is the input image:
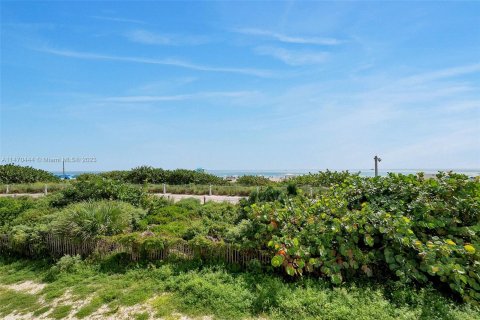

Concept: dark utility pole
[[62, 158, 65, 177], [374, 155, 382, 177]]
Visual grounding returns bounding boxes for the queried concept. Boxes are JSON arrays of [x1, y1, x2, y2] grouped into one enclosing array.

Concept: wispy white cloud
[[126, 29, 170, 45], [398, 63, 480, 85], [234, 28, 342, 45], [90, 15, 146, 25], [133, 77, 198, 94], [35, 47, 272, 77], [255, 46, 328, 65], [125, 29, 210, 45], [102, 91, 259, 103], [229, 61, 480, 168], [383, 125, 480, 168]]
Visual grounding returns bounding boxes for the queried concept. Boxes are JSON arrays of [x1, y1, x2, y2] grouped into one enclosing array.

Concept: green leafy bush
[[236, 175, 272, 186], [101, 232, 166, 259], [244, 172, 480, 303], [0, 197, 58, 255], [0, 197, 36, 228], [91, 166, 227, 185], [52, 176, 146, 207], [100, 170, 130, 181], [286, 169, 358, 187], [126, 166, 166, 184], [0, 164, 59, 184], [55, 254, 83, 272], [244, 186, 285, 205], [145, 200, 200, 238]]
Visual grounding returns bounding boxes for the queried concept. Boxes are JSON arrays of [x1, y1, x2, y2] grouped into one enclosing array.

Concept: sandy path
[[0, 193, 246, 204], [155, 193, 245, 204]]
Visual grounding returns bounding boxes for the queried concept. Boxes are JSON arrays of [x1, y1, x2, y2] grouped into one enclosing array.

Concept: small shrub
[[52, 176, 146, 207], [0, 197, 36, 228], [236, 175, 272, 186], [286, 169, 359, 187], [286, 183, 298, 196], [56, 254, 83, 272], [52, 201, 146, 241]]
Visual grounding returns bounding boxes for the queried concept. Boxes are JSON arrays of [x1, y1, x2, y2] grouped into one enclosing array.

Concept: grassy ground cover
[[0, 257, 478, 320], [0, 183, 70, 194]]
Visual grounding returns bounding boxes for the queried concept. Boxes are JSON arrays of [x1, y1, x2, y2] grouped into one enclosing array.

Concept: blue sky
[[1, 1, 479, 171]]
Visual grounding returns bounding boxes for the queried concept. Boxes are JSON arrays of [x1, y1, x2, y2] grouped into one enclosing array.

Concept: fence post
[[5, 185, 9, 194], [209, 185, 212, 196], [310, 187, 313, 197], [163, 183, 166, 194], [44, 184, 48, 195], [203, 196, 206, 204]]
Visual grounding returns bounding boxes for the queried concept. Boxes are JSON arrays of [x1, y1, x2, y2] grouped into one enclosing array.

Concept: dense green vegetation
[[0, 165, 358, 196], [0, 170, 478, 318], [84, 165, 228, 185], [1, 257, 478, 320], [246, 172, 480, 303], [236, 175, 273, 186], [285, 169, 359, 187], [0, 164, 60, 184]]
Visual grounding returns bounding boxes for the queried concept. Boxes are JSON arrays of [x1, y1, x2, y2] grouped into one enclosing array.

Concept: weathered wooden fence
[[0, 234, 271, 267]]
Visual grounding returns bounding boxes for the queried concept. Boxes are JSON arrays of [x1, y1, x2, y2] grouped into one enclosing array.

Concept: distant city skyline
[[1, 1, 479, 171]]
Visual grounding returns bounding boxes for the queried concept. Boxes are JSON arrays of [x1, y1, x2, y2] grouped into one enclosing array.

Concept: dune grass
[[0, 257, 478, 320], [0, 288, 42, 317]]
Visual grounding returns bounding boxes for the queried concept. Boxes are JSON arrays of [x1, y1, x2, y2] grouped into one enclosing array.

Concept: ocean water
[[53, 169, 480, 179], [208, 169, 480, 178]]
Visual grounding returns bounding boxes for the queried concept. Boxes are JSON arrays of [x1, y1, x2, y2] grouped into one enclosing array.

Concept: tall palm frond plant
[[53, 200, 146, 241]]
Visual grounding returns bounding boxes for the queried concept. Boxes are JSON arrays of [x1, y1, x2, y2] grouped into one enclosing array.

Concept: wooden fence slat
[[0, 233, 271, 268]]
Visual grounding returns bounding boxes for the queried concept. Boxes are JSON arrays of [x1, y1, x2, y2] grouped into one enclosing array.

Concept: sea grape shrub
[[236, 187, 287, 222], [245, 173, 480, 303], [341, 172, 480, 233], [52, 176, 146, 207], [52, 200, 146, 241], [286, 170, 359, 187], [0, 164, 60, 184]]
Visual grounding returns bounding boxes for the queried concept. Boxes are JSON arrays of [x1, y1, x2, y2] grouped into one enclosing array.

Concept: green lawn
[[0, 257, 478, 320]]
